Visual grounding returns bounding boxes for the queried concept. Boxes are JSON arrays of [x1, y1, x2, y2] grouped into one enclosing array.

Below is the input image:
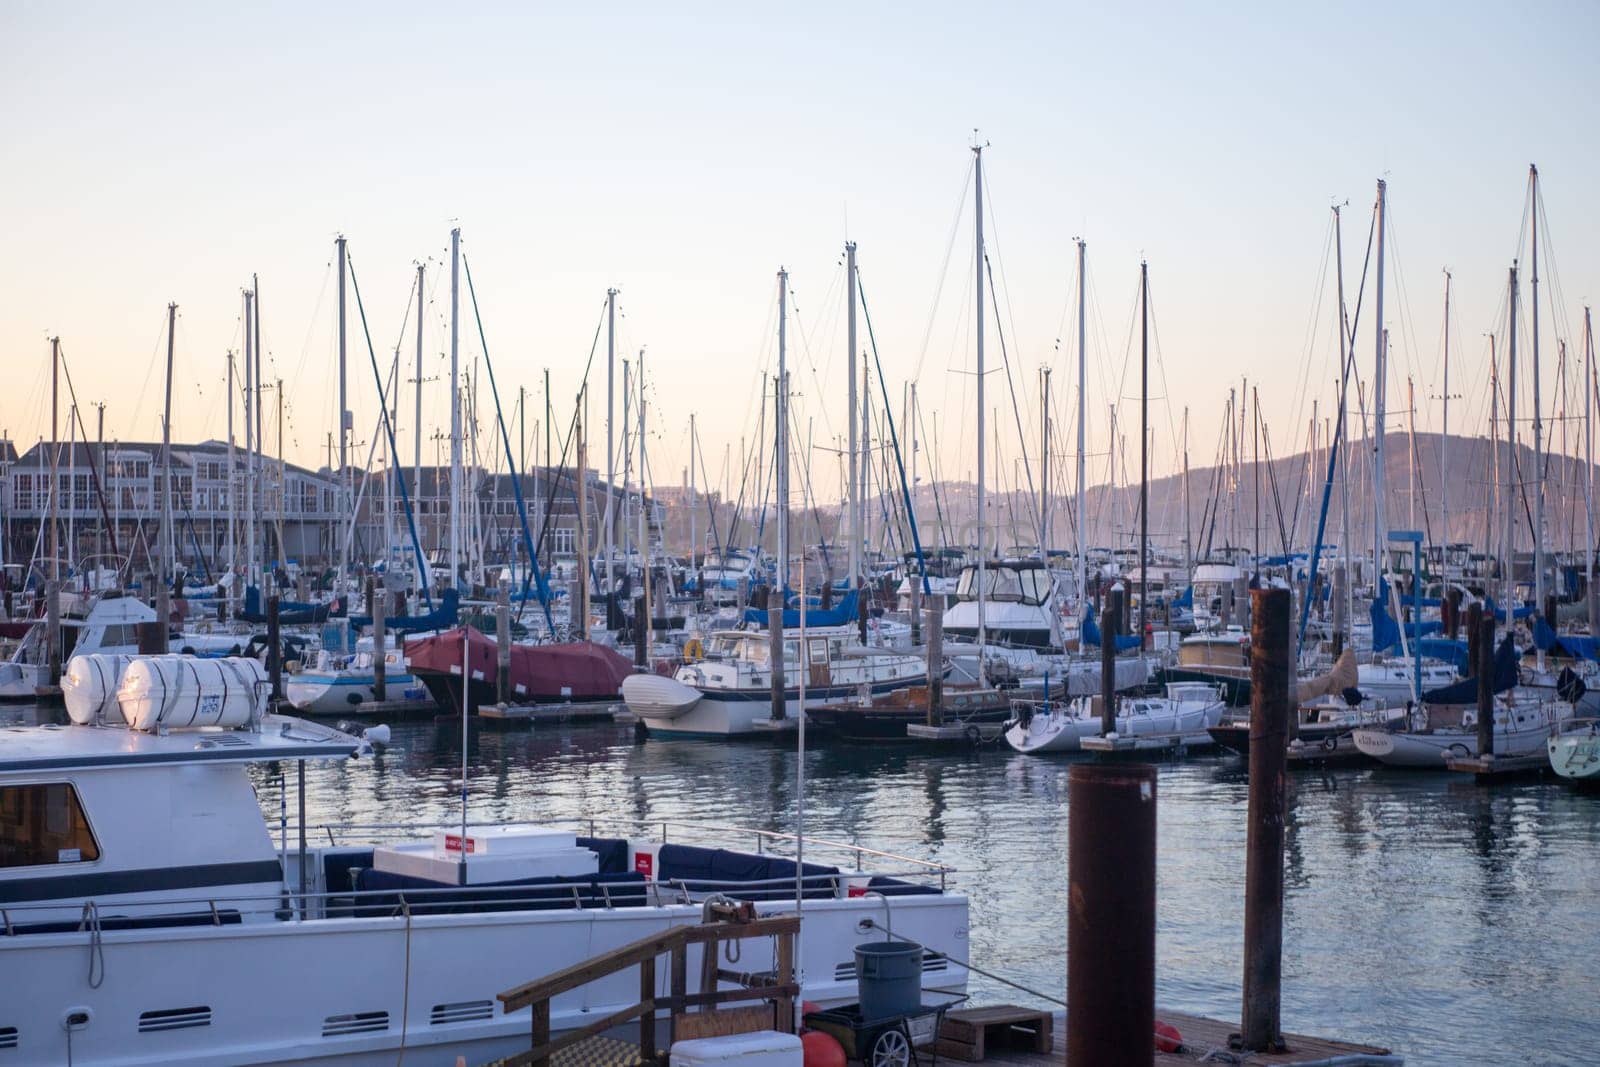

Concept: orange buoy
[[1153, 1020, 1182, 1053], [802, 1029, 847, 1067]]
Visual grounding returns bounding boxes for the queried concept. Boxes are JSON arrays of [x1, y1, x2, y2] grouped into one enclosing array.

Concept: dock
[[905, 721, 1006, 744], [1286, 734, 1370, 766], [476, 701, 625, 727], [1080, 732, 1213, 756], [1443, 751, 1550, 780], [480, 1005, 1398, 1067], [971, 1008, 1398, 1066]]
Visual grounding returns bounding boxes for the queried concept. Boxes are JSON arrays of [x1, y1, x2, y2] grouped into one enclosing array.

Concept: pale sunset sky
[[3, 2, 1597, 502]]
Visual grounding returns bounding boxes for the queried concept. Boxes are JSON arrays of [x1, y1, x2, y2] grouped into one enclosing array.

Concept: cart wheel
[[870, 1027, 912, 1067]]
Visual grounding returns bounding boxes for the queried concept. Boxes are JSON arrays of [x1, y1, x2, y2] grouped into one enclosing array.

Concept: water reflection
[[6, 702, 1595, 1065]]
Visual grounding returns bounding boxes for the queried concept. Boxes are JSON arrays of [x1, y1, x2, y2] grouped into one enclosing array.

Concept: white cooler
[[670, 1032, 802, 1067]]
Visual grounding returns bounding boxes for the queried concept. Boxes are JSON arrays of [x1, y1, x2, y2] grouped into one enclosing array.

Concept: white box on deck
[[429, 825, 577, 856], [671, 1032, 802, 1067], [372, 826, 597, 886]]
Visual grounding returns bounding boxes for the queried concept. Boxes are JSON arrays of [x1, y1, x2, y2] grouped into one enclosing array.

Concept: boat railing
[[0, 866, 951, 935], [306, 818, 954, 884]]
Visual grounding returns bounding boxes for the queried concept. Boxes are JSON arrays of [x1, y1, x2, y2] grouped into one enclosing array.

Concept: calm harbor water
[[11, 701, 1594, 1066], [284, 719, 1596, 1067]]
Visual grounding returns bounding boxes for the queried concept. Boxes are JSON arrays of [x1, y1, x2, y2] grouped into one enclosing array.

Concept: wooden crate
[[936, 1006, 1053, 1062]]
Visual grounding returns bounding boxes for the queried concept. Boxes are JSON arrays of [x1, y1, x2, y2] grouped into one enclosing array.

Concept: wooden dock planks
[[973, 1009, 1396, 1066]]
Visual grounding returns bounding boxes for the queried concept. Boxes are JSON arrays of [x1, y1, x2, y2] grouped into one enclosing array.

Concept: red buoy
[[802, 1030, 847, 1067], [1153, 1020, 1183, 1053]]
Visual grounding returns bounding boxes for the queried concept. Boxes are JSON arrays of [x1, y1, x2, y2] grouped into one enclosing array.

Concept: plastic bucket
[[855, 941, 923, 1020]]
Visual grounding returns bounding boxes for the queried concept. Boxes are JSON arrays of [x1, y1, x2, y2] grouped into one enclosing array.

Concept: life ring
[[684, 637, 704, 662]]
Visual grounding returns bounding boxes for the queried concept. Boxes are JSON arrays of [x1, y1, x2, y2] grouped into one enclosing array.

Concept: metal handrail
[[0, 868, 947, 926], [303, 818, 956, 876]]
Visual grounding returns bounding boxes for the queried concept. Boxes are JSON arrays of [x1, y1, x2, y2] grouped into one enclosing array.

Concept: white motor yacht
[[0, 661, 969, 1065]]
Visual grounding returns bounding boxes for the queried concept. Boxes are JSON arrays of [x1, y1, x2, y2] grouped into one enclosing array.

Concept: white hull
[[5, 895, 966, 1066], [1547, 723, 1600, 783], [1006, 684, 1225, 754], [284, 672, 431, 714], [1353, 707, 1567, 768]]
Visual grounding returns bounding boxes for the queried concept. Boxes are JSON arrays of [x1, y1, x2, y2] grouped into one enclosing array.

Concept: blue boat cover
[[1421, 635, 1518, 704], [1532, 615, 1600, 661], [1082, 609, 1141, 651], [348, 588, 459, 633], [742, 588, 859, 629]]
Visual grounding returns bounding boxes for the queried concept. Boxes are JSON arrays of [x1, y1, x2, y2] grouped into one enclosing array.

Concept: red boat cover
[[405, 627, 632, 701]]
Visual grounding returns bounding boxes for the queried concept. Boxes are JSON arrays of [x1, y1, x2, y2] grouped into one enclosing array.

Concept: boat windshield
[[955, 565, 1049, 606]]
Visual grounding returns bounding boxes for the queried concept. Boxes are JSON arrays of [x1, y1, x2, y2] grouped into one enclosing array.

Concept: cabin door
[[808, 637, 831, 688]]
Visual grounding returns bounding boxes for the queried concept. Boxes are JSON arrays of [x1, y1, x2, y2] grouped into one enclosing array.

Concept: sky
[[3, 1, 1598, 510]]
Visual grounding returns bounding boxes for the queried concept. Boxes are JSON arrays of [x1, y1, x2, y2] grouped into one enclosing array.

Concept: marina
[[5, 6, 1600, 1065]]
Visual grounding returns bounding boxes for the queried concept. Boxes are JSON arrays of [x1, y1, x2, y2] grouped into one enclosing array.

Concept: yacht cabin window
[[0, 783, 101, 868]]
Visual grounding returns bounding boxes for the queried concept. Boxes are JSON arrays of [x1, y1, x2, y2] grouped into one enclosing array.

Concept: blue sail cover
[[240, 585, 338, 625], [1482, 596, 1536, 623], [742, 588, 860, 629], [1082, 609, 1142, 652], [1369, 597, 1442, 653], [1421, 635, 1518, 704], [1172, 585, 1194, 610], [1532, 615, 1600, 662], [348, 588, 459, 633], [1416, 637, 1470, 674]]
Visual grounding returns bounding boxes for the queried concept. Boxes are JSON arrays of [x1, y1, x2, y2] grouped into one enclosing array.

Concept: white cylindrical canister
[[118, 656, 268, 732], [62, 653, 141, 725]]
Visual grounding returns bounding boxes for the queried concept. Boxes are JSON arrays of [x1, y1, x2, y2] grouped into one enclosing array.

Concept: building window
[[553, 527, 575, 555], [0, 783, 101, 868]]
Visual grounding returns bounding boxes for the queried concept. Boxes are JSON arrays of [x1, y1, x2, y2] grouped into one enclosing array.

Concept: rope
[[81, 901, 104, 989], [394, 897, 413, 1065]]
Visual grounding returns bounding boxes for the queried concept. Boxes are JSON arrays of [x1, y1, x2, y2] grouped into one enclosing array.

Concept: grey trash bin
[[855, 940, 924, 1020]]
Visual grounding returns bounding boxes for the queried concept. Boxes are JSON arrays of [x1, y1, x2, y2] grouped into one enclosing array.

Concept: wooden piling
[[154, 579, 171, 655], [910, 580, 922, 645], [1477, 615, 1496, 758], [1066, 763, 1156, 1067], [1099, 606, 1116, 736], [1331, 563, 1346, 657], [633, 592, 648, 669], [1241, 587, 1289, 1053], [497, 578, 512, 705], [1465, 601, 1483, 677], [769, 588, 785, 722], [926, 606, 944, 727], [372, 578, 387, 703], [857, 589, 869, 644], [45, 580, 61, 688], [267, 595, 282, 701]]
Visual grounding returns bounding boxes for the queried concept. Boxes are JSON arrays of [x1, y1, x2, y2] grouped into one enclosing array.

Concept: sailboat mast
[[1040, 367, 1051, 556], [777, 269, 789, 595], [1372, 179, 1388, 588], [689, 413, 698, 565], [603, 288, 617, 602], [1333, 205, 1353, 636], [1585, 307, 1595, 634], [416, 263, 428, 588], [449, 228, 462, 591], [846, 241, 859, 588], [973, 142, 987, 648], [226, 351, 236, 589], [1530, 164, 1546, 616], [49, 337, 59, 582], [1139, 261, 1149, 640], [1182, 407, 1192, 573], [1507, 266, 1519, 617], [162, 303, 176, 582], [1441, 270, 1452, 545], [639, 348, 651, 649], [1076, 239, 1087, 610], [243, 290, 255, 590], [336, 236, 349, 571]]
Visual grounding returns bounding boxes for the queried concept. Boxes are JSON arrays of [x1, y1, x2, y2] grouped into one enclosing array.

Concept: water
[[14, 703, 1596, 1065]]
